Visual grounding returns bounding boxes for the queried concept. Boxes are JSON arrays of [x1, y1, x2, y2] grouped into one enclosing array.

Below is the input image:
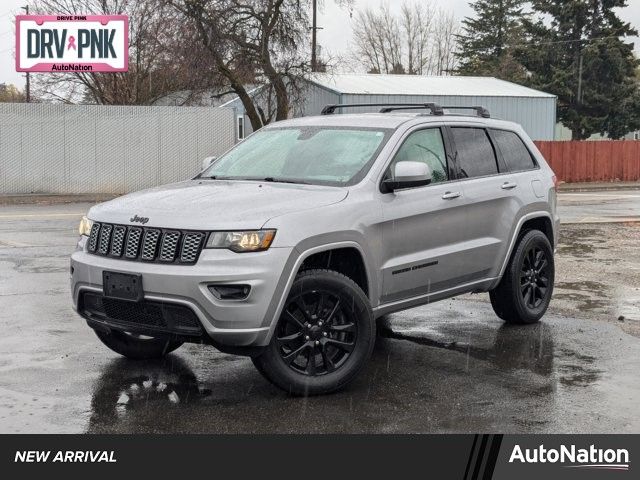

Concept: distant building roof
[[152, 86, 260, 107], [308, 73, 555, 99]]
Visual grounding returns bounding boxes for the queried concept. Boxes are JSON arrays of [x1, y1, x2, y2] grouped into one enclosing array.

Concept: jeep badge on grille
[[130, 215, 149, 224]]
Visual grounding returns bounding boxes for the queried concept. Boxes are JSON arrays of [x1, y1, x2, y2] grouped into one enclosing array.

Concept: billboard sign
[[16, 15, 128, 72]]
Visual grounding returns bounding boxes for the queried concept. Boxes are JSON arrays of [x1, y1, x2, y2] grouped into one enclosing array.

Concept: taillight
[[551, 175, 559, 189]]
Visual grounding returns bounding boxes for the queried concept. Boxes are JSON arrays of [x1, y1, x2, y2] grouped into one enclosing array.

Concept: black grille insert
[[87, 223, 207, 264], [81, 292, 202, 336]]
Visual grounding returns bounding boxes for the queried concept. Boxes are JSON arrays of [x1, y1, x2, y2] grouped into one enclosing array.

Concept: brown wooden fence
[[534, 140, 640, 183]]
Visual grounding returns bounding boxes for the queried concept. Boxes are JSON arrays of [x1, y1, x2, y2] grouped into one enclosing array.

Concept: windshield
[[200, 127, 391, 186]]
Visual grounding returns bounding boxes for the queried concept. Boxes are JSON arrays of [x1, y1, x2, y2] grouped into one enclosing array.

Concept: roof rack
[[321, 103, 444, 116], [440, 105, 491, 118], [320, 102, 491, 118]]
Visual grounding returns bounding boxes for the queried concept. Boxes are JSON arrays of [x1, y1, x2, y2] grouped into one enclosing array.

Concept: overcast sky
[[1, 0, 639, 89]]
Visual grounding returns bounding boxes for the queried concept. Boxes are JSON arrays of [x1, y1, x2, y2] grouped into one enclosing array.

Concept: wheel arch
[[495, 212, 555, 283], [262, 240, 375, 344]]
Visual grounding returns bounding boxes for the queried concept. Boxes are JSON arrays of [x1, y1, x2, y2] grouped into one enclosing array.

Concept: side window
[[491, 129, 537, 172], [451, 127, 498, 179], [388, 128, 448, 184]]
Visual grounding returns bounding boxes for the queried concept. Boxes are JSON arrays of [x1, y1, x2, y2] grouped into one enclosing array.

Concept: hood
[[88, 180, 348, 230]]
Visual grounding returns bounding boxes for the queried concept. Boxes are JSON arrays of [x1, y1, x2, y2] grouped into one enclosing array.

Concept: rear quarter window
[[491, 129, 537, 172]]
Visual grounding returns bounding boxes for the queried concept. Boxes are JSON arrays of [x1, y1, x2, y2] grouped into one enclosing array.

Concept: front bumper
[[71, 237, 294, 347]]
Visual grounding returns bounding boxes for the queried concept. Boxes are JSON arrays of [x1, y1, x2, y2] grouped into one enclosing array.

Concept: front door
[[379, 127, 468, 304]]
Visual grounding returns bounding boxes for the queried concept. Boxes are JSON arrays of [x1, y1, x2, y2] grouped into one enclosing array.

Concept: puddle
[[557, 228, 605, 258], [380, 322, 555, 376], [554, 280, 612, 314], [87, 357, 212, 431], [555, 348, 602, 387]]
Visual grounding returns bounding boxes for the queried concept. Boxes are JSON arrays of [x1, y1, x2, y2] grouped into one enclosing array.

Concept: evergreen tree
[[520, 0, 639, 139], [456, 0, 528, 82]]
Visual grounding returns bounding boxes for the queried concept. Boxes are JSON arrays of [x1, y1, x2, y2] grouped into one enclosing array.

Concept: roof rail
[[440, 105, 491, 118], [321, 102, 444, 116], [379, 103, 444, 115]]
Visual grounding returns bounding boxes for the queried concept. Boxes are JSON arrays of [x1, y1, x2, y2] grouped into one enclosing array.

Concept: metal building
[[300, 74, 557, 141], [227, 73, 556, 141]]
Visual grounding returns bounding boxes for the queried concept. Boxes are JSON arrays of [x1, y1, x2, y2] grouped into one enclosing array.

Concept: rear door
[[447, 126, 521, 280]]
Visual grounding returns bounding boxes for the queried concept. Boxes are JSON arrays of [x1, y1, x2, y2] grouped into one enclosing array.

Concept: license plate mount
[[103, 271, 143, 302]]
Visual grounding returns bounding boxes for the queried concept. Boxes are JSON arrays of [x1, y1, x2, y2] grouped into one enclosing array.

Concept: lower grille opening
[[208, 284, 251, 300], [81, 292, 203, 336]]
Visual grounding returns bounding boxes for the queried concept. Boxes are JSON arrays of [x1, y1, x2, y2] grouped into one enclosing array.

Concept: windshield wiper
[[201, 175, 233, 180], [261, 177, 311, 185]]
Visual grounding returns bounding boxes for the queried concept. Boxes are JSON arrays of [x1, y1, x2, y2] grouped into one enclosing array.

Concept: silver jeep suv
[[71, 103, 558, 395]]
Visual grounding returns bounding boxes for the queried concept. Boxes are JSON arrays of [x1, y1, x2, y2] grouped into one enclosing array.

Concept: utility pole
[[310, 0, 324, 72], [21, 4, 30, 103], [311, 0, 318, 72], [577, 53, 583, 105]]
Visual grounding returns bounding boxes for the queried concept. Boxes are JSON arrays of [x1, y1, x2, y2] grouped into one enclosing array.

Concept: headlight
[[79, 216, 93, 236], [205, 230, 276, 252]]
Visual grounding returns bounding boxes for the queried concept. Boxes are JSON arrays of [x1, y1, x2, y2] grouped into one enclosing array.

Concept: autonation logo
[[509, 444, 630, 471]]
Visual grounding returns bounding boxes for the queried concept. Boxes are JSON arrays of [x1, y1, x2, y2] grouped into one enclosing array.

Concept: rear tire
[[490, 229, 554, 325], [94, 329, 183, 360], [252, 269, 374, 396]]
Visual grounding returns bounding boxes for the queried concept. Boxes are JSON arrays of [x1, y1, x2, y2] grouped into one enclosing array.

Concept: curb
[[0, 194, 120, 206], [558, 183, 640, 193]]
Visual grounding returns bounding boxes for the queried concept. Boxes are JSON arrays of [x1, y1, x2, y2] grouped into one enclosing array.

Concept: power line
[[511, 34, 640, 48]]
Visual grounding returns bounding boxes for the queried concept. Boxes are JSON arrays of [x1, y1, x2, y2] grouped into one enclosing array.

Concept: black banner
[[0, 434, 636, 479]]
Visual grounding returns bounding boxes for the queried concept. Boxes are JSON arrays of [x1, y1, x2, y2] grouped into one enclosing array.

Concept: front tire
[[490, 229, 554, 324], [252, 269, 375, 396], [94, 329, 183, 360]]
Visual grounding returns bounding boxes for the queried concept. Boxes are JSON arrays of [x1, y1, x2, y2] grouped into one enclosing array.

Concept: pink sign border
[[15, 14, 129, 73]]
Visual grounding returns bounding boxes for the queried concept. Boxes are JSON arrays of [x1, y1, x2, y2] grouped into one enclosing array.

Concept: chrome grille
[[98, 224, 112, 255], [125, 228, 142, 259], [181, 233, 204, 263], [110, 226, 126, 256], [141, 229, 161, 261], [159, 231, 181, 262], [87, 223, 206, 264], [88, 223, 101, 252]]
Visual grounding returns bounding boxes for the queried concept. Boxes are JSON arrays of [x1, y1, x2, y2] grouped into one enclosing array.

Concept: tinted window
[[388, 128, 448, 184], [491, 129, 536, 172], [451, 128, 498, 178]]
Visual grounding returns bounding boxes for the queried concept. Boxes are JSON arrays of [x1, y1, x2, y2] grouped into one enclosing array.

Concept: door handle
[[501, 182, 518, 190], [442, 191, 461, 200]]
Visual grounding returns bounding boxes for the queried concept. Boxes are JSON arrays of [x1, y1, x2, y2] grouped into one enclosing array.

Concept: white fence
[[0, 103, 237, 194]]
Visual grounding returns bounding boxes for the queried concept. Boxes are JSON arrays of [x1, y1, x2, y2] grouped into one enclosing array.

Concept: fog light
[[209, 284, 251, 300]]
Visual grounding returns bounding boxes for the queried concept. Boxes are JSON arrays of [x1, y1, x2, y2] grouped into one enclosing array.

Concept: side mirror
[[381, 161, 432, 193], [201, 156, 217, 172]]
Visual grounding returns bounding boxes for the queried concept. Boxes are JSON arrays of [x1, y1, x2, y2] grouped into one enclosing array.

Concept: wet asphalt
[[0, 194, 638, 433]]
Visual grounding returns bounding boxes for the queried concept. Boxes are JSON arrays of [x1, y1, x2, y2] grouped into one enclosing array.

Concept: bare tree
[[401, 2, 434, 75], [352, 4, 402, 74], [351, 1, 458, 76], [0, 83, 27, 103], [430, 8, 460, 75], [31, 0, 219, 105], [171, 0, 311, 131]]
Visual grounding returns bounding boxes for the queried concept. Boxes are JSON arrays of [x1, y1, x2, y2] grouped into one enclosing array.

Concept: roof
[[308, 73, 555, 99], [152, 85, 260, 107], [269, 112, 519, 131]]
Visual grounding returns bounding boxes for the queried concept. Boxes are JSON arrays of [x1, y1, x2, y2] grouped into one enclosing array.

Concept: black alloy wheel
[[252, 269, 374, 395], [276, 289, 357, 376], [490, 229, 555, 325], [520, 246, 550, 309]]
